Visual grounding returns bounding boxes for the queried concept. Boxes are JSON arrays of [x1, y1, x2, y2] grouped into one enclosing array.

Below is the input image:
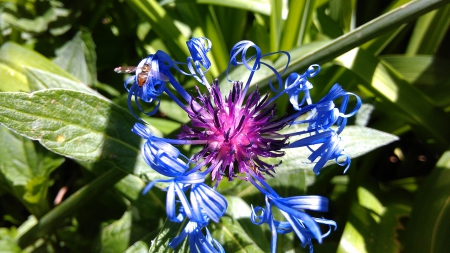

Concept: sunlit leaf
[[0, 89, 161, 179]]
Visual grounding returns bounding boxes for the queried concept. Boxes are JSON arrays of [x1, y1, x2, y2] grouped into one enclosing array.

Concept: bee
[[115, 62, 168, 87]]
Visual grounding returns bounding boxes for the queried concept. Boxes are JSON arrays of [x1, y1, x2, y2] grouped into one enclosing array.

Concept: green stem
[[16, 168, 127, 248], [280, 0, 450, 72]]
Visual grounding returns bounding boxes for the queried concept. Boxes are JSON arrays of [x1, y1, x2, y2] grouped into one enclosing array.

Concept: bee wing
[[114, 66, 138, 73]]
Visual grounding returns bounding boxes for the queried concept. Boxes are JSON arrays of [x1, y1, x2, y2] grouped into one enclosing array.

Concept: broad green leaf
[[337, 202, 378, 253], [97, 211, 148, 253], [53, 30, 97, 86], [0, 62, 29, 92], [0, 126, 64, 217], [25, 67, 98, 95], [211, 216, 265, 253], [403, 149, 450, 253], [0, 42, 77, 83], [0, 89, 160, 179]]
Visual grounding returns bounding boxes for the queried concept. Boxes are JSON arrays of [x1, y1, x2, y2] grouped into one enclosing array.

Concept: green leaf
[[0, 125, 64, 217], [283, 0, 450, 73], [0, 89, 160, 179], [188, 0, 271, 15], [381, 56, 450, 108], [225, 196, 271, 251], [0, 62, 29, 92], [125, 240, 151, 253], [0, 227, 21, 253], [403, 149, 450, 253], [114, 174, 166, 220], [280, 0, 316, 50], [406, 4, 450, 55], [0, 42, 77, 83], [275, 125, 398, 172], [124, 0, 189, 57], [53, 30, 97, 86], [25, 67, 99, 95], [211, 216, 265, 253], [1, 4, 70, 34], [335, 48, 450, 148], [97, 210, 149, 253], [337, 187, 411, 253]]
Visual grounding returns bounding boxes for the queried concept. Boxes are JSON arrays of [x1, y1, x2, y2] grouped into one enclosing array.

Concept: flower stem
[[16, 168, 127, 248]]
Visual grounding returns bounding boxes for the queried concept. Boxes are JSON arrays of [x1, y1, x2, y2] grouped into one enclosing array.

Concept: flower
[[249, 173, 336, 252], [120, 37, 361, 253]]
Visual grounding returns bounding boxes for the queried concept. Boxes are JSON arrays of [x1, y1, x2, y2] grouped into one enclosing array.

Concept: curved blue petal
[[132, 123, 189, 177], [191, 183, 227, 223]]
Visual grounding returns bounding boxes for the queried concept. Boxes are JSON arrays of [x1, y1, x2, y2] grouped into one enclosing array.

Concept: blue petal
[[169, 221, 225, 253], [186, 37, 212, 70], [190, 183, 227, 223], [132, 123, 190, 177]]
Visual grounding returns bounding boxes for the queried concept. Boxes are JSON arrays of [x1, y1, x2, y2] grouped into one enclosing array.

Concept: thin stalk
[[16, 168, 127, 248], [278, 0, 450, 73]]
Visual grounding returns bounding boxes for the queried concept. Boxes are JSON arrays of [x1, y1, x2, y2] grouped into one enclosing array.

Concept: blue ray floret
[[119, 37, 361, 252]]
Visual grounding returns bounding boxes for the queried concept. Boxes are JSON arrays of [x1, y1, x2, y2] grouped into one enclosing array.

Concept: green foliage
[[1, 0, 450, 252]]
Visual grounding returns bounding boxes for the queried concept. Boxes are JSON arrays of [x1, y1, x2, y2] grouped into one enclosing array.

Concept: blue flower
[[120, 37, 362, 252], [249, 174, 336, 253]]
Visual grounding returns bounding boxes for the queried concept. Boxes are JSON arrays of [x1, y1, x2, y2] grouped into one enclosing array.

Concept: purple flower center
[[179, 80, 288, 181]]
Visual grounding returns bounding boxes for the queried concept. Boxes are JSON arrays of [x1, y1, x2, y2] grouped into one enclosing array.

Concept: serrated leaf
[[53, 30, 97, 85], [0, 89, 162, 180]]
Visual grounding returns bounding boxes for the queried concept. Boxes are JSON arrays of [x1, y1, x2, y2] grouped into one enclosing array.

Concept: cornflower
[[120, 37, 361, 252]]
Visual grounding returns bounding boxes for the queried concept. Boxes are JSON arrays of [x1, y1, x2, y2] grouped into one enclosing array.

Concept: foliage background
[[0, 0, 450, 252]]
